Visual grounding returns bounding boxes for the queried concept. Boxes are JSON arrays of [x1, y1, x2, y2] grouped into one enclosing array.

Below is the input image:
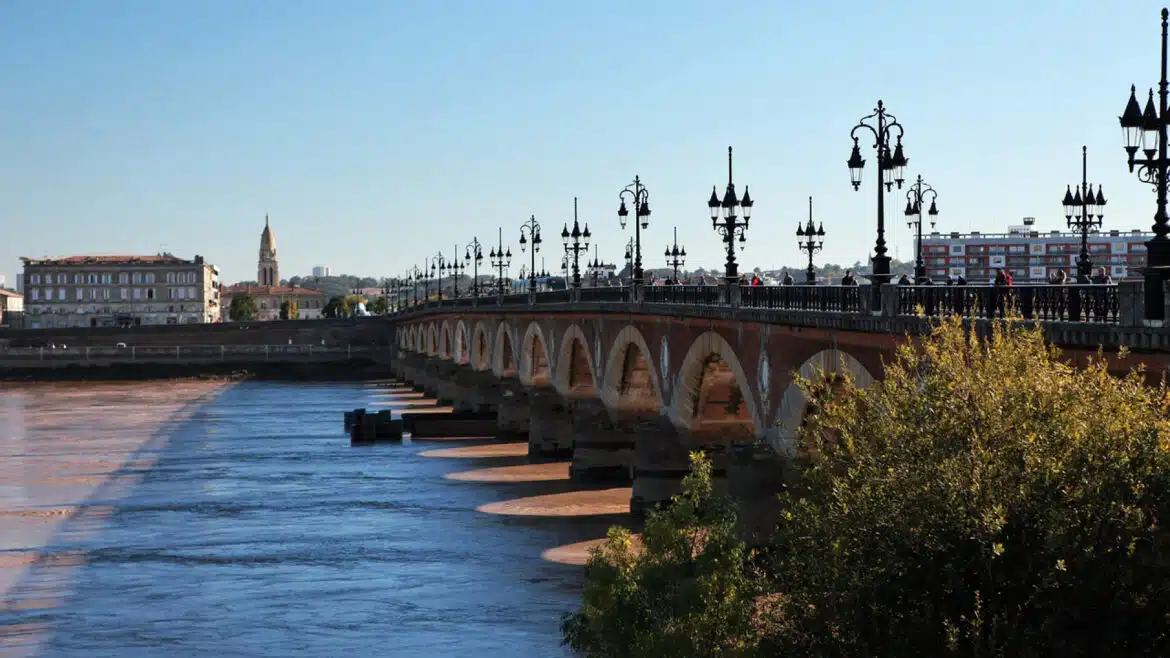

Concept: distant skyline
[[0, 1, 1164, 284]]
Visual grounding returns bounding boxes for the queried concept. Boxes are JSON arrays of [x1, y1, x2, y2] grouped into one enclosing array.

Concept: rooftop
[[0, 289, 23, 298], [20, 253, 204, 266]]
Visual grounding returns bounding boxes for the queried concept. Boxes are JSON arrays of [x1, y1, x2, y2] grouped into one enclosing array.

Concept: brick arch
[[769, 349, 874, 458], [600, 325, 664, 415], [454, 320, 470, 365], [520, 321, 553, 388], [438, 321, 453, 360], [470, 321, 491, 371], [427, 322, 439, 356], [492, 322, 519, 378], [669, 330, 761, 445], [553, 324, 597, 399]]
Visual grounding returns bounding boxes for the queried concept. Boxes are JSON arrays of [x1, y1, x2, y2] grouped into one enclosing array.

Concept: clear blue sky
[[0, 0, 1162, 284]]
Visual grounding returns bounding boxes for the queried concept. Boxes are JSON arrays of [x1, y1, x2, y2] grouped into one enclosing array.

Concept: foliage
[[562, 453, 763, 658], [762, 316, 1170, 657], [279, 300, 298, 320], [367, 296, 389, 315], [322, 296, 350, 318], [227, 293, 257, 322]]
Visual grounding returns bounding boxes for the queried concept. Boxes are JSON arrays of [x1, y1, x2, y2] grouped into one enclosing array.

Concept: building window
[[119, 272, 129, 284], [187, 286, 196, 299], [132, 273, 142, 284], [75, 288, 84, 301], [57, 288, 66, 300], [57, 274, 66, 284], [30, 289, 39, 301], [145, 273, 155, 284], [103, 288, 111, 300], [147, 289, 154, 300], [133, 288, 142, 300], [166, 272, 175, 284]]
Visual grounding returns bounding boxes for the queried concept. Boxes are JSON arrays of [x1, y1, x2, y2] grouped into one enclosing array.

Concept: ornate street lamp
[[518, 215, 542, 293], [1119, 7, 1170, 320], [465, 237, 484, 296], [409, 264, 422, 306], [561, 197, 591, 289], [618, 176, 652, 282], [381, 277, 393, 314], [489, 226, 512, 295], [903, 175, 940, 283], [441, 245, 465, 297], [797, 197, 825, 284], [665, 226, 687, 283], [587, 245, 603, 287], [707, 146, 753, 284], [848, 100, 909, 305], [430, 253, 445, 301], [1061, 147, 1105, 283]]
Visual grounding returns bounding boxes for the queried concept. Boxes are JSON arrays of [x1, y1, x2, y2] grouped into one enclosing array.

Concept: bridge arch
[[492, 322, 519, 378], [520, 321, 553, 388], [470, 321, 491, 371], [413, 326, 422, 353], [427, 323, 439, 356], [600, 325, 664, 416], [553, 324, 597, 398], [438, 321, 453, 360], [770, 349, 874, 458], [454, 321, 470, 365], [670, 330, 761, 446]]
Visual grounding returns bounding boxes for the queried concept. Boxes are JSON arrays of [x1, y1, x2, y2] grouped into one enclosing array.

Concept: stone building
[[221, 216, 325, 320], [0, 289, 24, 328], [20, 254, 221, 328]]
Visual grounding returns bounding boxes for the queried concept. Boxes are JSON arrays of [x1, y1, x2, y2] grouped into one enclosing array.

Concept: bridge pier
[[495, 378, 530, 441], [569, 399, 636, 484], [527, 388, 573, 461], [629, 419, 731, 516]]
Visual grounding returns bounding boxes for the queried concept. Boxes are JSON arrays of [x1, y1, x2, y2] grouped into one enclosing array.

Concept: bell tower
[[258, 214, 279, 286]]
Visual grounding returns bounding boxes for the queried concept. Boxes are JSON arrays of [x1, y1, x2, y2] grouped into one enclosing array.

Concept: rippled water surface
[[0, 381, 604, 657]]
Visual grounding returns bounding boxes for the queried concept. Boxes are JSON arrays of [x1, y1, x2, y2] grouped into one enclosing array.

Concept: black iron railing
[[643, 285, 724, 305], [741, 285, 863, 312], [897, 284, 1120, 323], [390, 283, 1127, 326]]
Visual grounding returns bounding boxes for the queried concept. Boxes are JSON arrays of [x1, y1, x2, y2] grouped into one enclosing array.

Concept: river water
[[0, 381, 620, 658]]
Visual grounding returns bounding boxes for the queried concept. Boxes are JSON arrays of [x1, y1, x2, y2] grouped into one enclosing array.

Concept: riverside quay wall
[[386, 283, 1170, 528], [0, 317, 391, 349]]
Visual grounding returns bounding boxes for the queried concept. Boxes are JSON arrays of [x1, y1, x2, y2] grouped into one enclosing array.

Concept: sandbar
[[477, 487, 631, 517], [418, 443, 528, 458], [446, 462, 569, 482], [542, 534, 644, 566]]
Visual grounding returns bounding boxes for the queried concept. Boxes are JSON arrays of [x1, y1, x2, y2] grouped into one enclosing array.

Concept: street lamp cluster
[[395, 8, 1170, 321], [1119, 7, 1170, 321]]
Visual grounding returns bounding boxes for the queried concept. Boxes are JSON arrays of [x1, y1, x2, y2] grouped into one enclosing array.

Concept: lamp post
[[561, 197, 591, 289], [489, 227, 512, 295], [518, 215, 542, 293], [903, 175, 939, 283], [1061, 147, 1105, 283], [430, 253, 445, 301], [623, 238, 635, 283], [465, 238, 484, 296], [1120, 8, 1170, 321], [848, 101, 909, 305], [707, 147, 754, 284], [382, 277, 393, 314], [587, 245, 603, 287], [797, 196, 825, 284], [442, 245, 465, 297], [665, 226, 687, 283], [618, 176, 652, 283]]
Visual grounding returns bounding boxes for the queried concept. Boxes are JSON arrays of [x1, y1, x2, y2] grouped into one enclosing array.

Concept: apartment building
[[20, 254, 221, 328], [0, 289, 24, 328], [919, 219, 1152, 283]]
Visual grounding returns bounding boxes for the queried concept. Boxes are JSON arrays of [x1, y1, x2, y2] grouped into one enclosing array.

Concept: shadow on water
[[6, 381, 589, 658]]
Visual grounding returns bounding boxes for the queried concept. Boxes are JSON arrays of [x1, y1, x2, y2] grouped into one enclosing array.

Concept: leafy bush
[[562, 453, 763, 657], [764, 317, 1170, 656]]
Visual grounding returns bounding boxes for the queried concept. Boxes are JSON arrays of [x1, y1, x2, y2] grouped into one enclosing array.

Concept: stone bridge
[[388, 284, 1170, 517]]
